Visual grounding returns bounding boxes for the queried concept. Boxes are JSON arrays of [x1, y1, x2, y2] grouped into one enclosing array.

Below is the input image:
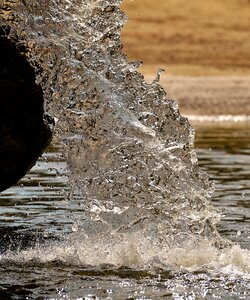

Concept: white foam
[[1, 232, 249, 277]]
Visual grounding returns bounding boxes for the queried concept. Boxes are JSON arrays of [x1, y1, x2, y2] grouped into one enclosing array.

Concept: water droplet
[[71, 223, 80, 232]]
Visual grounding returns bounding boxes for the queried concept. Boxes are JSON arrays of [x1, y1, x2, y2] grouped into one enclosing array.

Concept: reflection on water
[[0, 145, 69, 234], [195, 125, 250, 249], [0, 125, 249, 299], [0, 263, 249, 299]]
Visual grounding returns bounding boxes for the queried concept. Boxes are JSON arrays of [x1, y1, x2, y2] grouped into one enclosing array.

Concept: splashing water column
[[0, 0, 226, 249], [0, 3, 250, 299]]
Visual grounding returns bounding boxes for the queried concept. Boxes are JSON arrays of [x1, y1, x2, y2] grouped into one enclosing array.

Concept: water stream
[[0, 0, 249, 298]]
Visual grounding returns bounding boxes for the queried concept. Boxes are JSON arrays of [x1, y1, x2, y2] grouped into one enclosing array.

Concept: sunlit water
[[0, 124, 249, 299]]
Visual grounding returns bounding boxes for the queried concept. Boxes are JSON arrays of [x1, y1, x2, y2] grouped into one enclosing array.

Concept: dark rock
[[0, 29, 52, 192]]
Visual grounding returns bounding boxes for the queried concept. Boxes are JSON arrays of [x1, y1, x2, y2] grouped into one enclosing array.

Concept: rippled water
[[195, 125, 250, 250], [0, 124, 249, 299]]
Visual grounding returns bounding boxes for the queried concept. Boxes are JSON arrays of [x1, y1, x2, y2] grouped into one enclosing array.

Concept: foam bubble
[[1, 232, 249, 277]]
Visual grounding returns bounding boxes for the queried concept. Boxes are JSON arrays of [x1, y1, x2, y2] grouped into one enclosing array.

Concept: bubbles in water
[[241, 192, 245, 198]]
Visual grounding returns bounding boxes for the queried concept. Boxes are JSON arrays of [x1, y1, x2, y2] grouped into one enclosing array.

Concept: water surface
[[0, 124, 249, 299], [195, 124, 250, 249]]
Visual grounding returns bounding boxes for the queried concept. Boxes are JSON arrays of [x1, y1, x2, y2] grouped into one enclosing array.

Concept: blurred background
[[121, 0, 250, 117]]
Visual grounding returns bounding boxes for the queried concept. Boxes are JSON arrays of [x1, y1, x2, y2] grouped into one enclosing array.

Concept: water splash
[[1, 233, 250, 277], [1, 0, 249, 271]]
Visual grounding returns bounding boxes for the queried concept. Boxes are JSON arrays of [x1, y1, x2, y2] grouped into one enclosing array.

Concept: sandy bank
[[122, 0, 250, 77], [145, 76, 250, 120]]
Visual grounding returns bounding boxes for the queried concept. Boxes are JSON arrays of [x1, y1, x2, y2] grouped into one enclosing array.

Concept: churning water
[[0, 125, 249, 299], [0, 0, 249, 298]]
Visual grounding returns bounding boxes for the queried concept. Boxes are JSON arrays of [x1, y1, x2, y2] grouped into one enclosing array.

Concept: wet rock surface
[[0, 9, 52, 192], [0, 36, 53, 192]]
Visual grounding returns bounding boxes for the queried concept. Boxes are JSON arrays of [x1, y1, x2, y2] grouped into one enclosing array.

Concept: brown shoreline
[[121, 0, 250, 77], [145, 75, 250, 117], [122, 0, 250, 123]]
